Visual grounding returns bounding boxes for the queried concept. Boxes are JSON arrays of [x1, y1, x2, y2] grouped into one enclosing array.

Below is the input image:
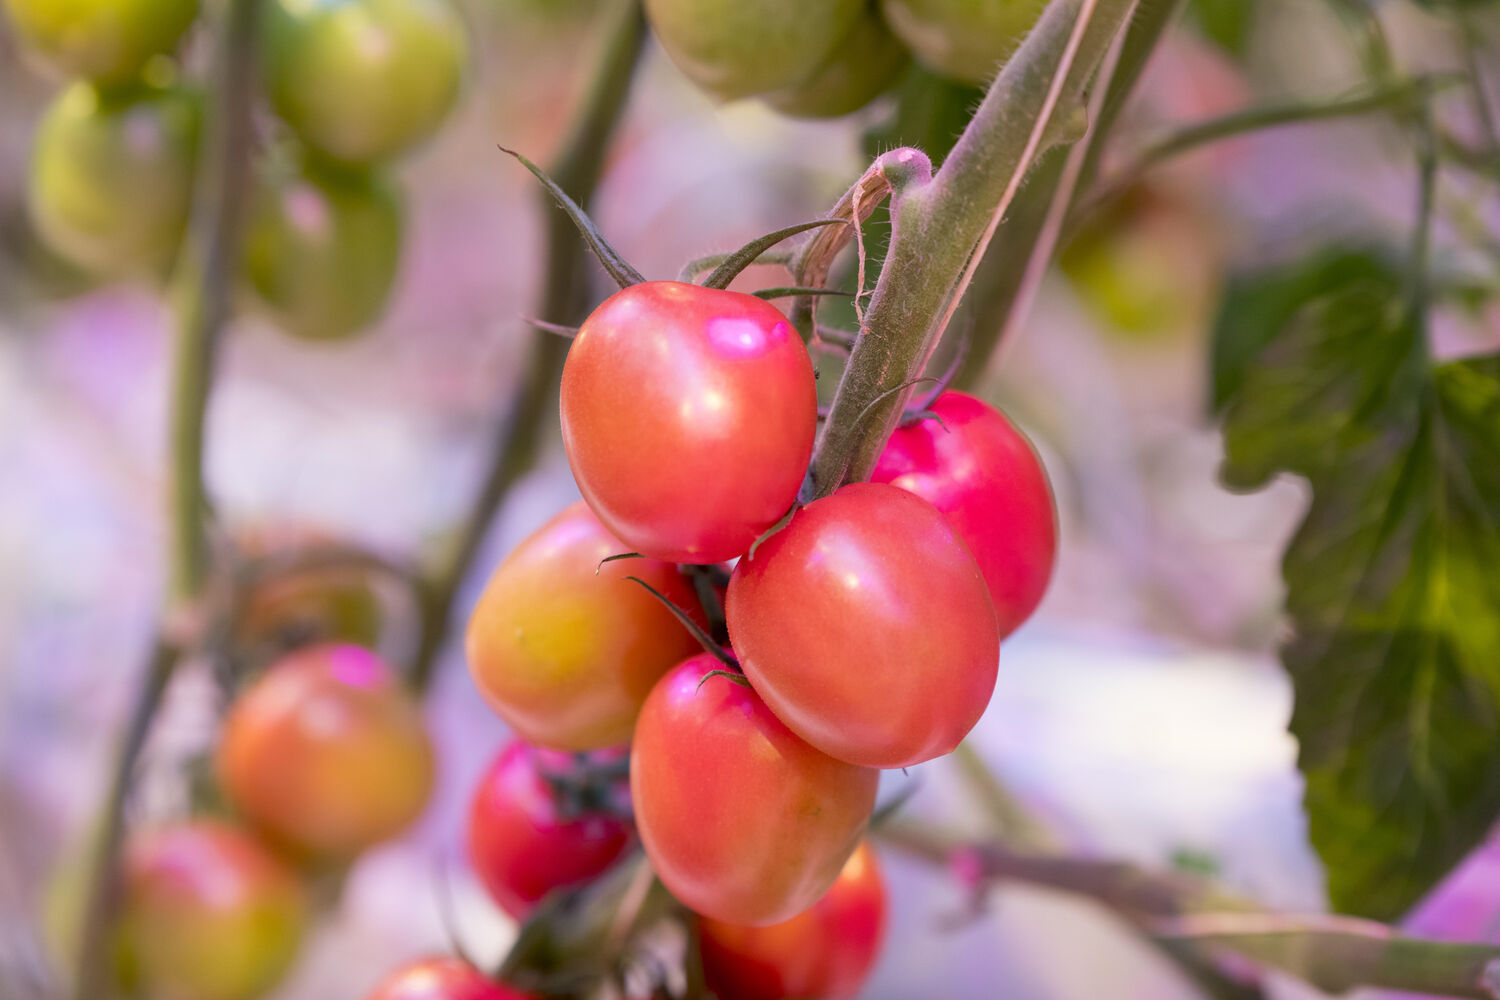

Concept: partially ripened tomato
[[726, 482, 999, 769], [467, 740, 633, 919], [871, 391, 1056, 636], [466, 501, 707, 750], [631, 655, 878, 926], [880, 0, 1044, 85], [366, 957, 535, 1000], [217, 644, 434, 860], [560, 282, 817, 564], [698, 841, 887, 1000], [26, 81, 200, 278], [764, 10, 910, 119], [644, 0, 864, 99], [3, 0, 198, 83], [118, 820, 306, 1000], [242, 160, 403, 341], [262, 0, 468, 164]]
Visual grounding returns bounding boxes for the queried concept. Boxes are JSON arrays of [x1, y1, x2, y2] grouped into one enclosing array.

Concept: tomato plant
[[763, 9, 910, 119], [880, 0, 1042, 85], [559, 282, 817, 564], [26, 80, 200, 278], [241, 159, 403, 341], [631, 654, 878, 926], [467, 740, 633, 919], [466, 500, 708, 750], [726, 481, 1000, 768], [366, 957, 535, 1000], [262, 0, 468, 165], [216, 643, 435, 860], [2, 0, 198, 83], [697, 840, 887, 1000], [871, 391, 1057, 636], [118, 820, 306, 1000]]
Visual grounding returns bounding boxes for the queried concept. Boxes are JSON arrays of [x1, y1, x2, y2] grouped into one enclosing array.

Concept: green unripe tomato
[[263, 0, 468, 165], [645, 0, 864, 100], [2, 0, 198, 83], [243, 160, 403, 341], [27, 81, 200, 278], [764, 9, 910, 118], [880, 0, 1043, 85]]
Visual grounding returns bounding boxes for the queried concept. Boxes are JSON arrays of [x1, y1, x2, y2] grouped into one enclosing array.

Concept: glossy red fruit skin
[[467, 740, 633, 919], [726, 482, 1000, 769], [631, 655, 878, 926], [366, 957, 533, 1000], [698, 841, 887, 1000], [872, 391, 1057, 636], [559, 281, 817, 564]]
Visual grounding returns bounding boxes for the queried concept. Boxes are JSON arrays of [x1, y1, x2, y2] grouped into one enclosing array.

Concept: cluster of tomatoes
[[644, 0, 1043, 116], [6, 0, 467, 340]]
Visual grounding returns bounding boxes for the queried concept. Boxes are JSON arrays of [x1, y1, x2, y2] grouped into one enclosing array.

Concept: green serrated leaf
[[700, 219, 849, 290], [1220, 248, 1500, 920], [501, 146, 646, 289]]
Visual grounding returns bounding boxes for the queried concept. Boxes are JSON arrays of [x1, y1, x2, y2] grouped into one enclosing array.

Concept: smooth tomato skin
[[119, 820, 306, 1000], [764, 10, 910, 119], [466, 501, 707, 750], [27, 81, 200, 278], [263, 0, 467, 165], [560, 282, 816, 564], [217, 644, 435, 860], [645, 0, 863, 99], [880, 0, 1043, 85], [726, 482, 999, 769], [698, 841, 886, 1000], [467, 740, 633, 919], [872, 391, 1057, 636], [631, 655, 878, 926], [3, 0, 198, 83], [366, 957, 534, 1000]]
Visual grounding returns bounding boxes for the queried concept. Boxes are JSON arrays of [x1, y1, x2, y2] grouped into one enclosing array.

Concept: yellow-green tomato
[[27, 81, 200, 278], [764, 9, 910, 118], [880, 0, 1043, 85], [645, 0, 864, 100], [262, 0, 468, 164], [119, 820, 307, 1000], [242, 162, 402, 341], [3, 0, 197, 83]]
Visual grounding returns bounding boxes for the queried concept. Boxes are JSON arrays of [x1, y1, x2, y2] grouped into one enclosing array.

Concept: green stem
[[408, 0, 646, 692]]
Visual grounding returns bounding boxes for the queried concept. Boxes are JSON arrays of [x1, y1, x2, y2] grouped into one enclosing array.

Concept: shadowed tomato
[[560, 282, 816, 564], [217, 644, 434, 860], [631, 654, 878, 926], [3, 0, 198, 83], [467, 740, 633, 919], [366, 957, 534, 999], [764, 9, 909, 119], [880, 0, 1043, 85], [466, 501, 707, 750], [872, 391, 1057, 636], [726, 482, 999, 768], [119, 820, 306, 1000], [698, 841, 887, 1000]]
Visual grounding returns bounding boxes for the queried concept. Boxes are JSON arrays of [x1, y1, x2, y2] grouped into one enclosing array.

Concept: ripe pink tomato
[[216, 644, 434, 860], [559, 281, 817, 564], [872, 391, 1057, 636], [465, 501, 708, 750], [726, 482, 999, 769], [467, 740, 633, 919], [366, 957, 533, 1000], [698, 841, 887, 1000], [631, 654, 878, 926]]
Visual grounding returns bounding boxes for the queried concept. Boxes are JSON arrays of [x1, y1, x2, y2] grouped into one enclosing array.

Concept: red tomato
[[217, 644, 435, 860], [465, 501, 707, 750], [366, 957, 533, 1000], [559, 281, 817, 564], [119, 820, 306, 1000], [726, 482, 999, 769], [698, 841, 887, 1000], [631, 654, 878, 926], [467, 740, 633, 919], [872, 391, 1057, 636]]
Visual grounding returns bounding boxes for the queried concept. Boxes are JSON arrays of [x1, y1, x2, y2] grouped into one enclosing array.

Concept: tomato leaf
[[500, 145, 646, 289], [1216, 247, 1500, 919], [699, 219, 850, 290]]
